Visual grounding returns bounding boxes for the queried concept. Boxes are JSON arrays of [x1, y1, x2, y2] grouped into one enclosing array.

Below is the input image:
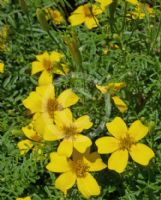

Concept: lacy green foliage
[[0, 0, 161, 199]]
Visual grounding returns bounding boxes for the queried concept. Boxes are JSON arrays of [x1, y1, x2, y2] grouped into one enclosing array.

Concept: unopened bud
[[64, 34, 82, 69], [36, 8, 49, 31]]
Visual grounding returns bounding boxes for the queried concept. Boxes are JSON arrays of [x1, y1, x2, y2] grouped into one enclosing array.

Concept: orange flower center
[[63, 124, 78, 138], [119, 135, 135, 151], [47, 98, 63, 118], [43, 59, 53, 72], [71, 159, 89, 177]]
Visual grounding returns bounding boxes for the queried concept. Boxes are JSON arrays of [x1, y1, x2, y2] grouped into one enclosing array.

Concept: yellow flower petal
[[23, 91, 42, 113], [95, 0, 113, 8], [57, 89, 79, 109], [112, 96, 128, 113], [38, 71, 53, 86], [74, 115, 93, 132], [0, 62, 4, 73], [128, 120, 149, 141], [106, 117, 127, 139], [68, 5, 86, 26], [85, 16, 98, 29], [126, 0, 139, 5], [31, 61, 43, 75], [17, 139, 33, 155], [16, 196, 31, 200], [36, 51, 49, 62], [73, 134, 92, 154], [77, 172, 100, 198], [50, 51, 64, 62], [43, 122, 63, 141], [46, 152, 71, 172], [58, 139, 73, 157], [36, 85, 55, 100], [96, 84, 107, 94], [54, 109, 73, 128], [22, 122, 41, 141], [83, 152, 107, 171], [92, 4, 103, 15], [55, 172, 76, 195], [129, 143, 154, 165], [96, 136, 119, 154], [108, 150, 128, 173]]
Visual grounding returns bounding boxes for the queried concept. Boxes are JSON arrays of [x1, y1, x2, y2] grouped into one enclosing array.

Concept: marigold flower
[[43, 108, 93, 157], [0, 62, 4, 73], [96, 82, 126, 94], [45, 8, 64, 25], [96, 117, 155, 173], [16, 196, 31, 200], [17, 120, 43, 155], [96, 82, 127, 113], [31, 51, 68, 76], [68, 3, 103, 29], [23, 85, 79, 120], [46, 149, 106, 198]]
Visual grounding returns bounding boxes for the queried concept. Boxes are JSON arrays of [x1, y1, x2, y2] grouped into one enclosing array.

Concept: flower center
[[47, 98, 63, 118], [43, 59, 53, 72], [119, 135, 135, 151], [63, 124, 78, 139], [84, 5, 93, 17], [71, 159, 89, 177]]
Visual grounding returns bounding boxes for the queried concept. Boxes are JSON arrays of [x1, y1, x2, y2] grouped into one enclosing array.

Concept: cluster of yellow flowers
[[16, 48, 155, 199]]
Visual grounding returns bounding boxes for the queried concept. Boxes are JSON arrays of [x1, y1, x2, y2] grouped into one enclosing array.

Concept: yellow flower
[[45, 8, 64, 25], [96, 82, 127, 113], [96, 117, 155, 173], [0, 62, 4, 73], [68, 3, 103, 29], [128, 3, 154, 20], [17, 121, 42, 155], [16, 196, 31, 200], [43, 108, 93, 157], [46, 149, 106, 198], [23, 85, 79, 120], [96, 82, 126, 94], [31, 51, 68, 76], [95, 0, 113, 10]]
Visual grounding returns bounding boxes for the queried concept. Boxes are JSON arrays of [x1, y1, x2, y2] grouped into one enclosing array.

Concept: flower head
[[96, 117, 155, 173], [96, 82, 127, 113], [17, 120, 43, 155], [23, 85, 79, 120], [0, 62, 4, 73], [96, 82, 126, 94], [31, 51, 68, 76], [46, 149, 106, 198], [45, 8, 64, 25], [68, 3, 103, 29], [43, 108, 93, 157]]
